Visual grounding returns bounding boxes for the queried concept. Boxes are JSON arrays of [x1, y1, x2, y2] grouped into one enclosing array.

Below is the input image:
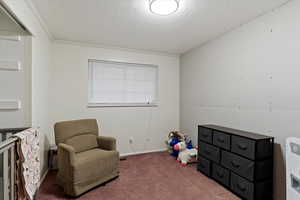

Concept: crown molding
[[24, 0, 54, 41], [54, 39, 180, 58]]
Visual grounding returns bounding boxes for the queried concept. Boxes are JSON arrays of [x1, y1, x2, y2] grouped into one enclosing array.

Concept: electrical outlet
[[146, 138, 151, 142], [129, 137, 134, 144]]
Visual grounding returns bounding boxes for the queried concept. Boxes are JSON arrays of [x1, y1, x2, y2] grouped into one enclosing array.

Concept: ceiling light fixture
[[149, 0, 180, 16]]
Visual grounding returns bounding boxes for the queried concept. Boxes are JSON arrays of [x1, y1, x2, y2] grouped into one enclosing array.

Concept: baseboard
[[120, 148, 166, 157], [38, 168, 49, 188]]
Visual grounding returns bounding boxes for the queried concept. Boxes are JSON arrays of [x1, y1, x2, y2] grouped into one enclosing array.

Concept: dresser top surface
[[199, 124, 274, 140]]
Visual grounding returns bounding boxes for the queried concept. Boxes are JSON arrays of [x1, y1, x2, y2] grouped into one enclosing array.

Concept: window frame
[[88, 59, 159, 107]]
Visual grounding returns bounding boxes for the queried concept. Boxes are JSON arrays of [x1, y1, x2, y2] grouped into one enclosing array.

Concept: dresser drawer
[[199, 141, 220, 163], [213, 131, 230, 150], [197, 157, 211, 176], [212, 163, 230, 187], [198, 127, 213, 143], [231, 173, 254, 200], [221, 151, 254, 181], [231, 136, 255, 160]]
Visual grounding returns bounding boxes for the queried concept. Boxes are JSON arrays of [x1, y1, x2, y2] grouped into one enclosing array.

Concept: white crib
[[0, 128, 27, 200]]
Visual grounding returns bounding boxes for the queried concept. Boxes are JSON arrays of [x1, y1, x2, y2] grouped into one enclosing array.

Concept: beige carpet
[[37, 151, 240, 200]]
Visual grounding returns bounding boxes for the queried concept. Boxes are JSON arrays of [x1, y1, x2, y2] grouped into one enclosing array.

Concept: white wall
[[50, 42, 180, 155], [180, 1, 300, 199], [2, 0, 52, 176], [30, 32, 52, 175]]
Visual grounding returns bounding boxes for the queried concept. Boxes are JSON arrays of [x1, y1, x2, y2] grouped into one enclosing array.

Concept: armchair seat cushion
[[73, 149, 119, 185]]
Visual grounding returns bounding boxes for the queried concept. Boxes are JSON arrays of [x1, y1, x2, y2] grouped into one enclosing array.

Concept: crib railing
[[0, 128, 28, 200]]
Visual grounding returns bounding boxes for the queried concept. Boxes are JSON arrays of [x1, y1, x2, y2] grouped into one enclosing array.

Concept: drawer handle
[[237, 143, 247, 150], [237, 183, 247, 192], [217, 137, 225, 143], [216, 171, 224, 178], [230, 160, 240, 168]]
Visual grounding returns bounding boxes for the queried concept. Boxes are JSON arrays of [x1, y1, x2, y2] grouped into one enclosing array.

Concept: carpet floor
[[36, 151, 240, 200]]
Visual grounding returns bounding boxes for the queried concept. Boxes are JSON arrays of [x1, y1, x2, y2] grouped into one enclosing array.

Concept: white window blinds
[[88, 60, 158, 106]]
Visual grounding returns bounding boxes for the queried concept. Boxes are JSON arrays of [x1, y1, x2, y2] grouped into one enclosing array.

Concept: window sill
[[87, 103, 158, 108]]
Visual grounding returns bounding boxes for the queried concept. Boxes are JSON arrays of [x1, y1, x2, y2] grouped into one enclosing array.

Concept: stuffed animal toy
[[174, 141, 197, 166], [166, 131, 185, 157], [184, 135, 193, 150], [168, 137, 180, 156]]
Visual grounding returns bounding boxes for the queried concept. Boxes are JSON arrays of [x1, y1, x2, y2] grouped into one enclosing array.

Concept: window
[[88, 59, 158, 107]]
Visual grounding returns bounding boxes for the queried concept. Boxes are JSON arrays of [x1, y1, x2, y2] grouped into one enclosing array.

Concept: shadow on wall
[[41, 134, 51, 177], [274, 143, 286, 200]]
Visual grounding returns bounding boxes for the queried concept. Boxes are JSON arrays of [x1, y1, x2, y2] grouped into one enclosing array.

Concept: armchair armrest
[[58, 143, 76, 167], [97, 136, 116, 151]]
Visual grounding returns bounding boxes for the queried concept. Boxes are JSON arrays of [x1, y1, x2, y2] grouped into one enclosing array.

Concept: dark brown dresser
[[197, 125, 274, 200]]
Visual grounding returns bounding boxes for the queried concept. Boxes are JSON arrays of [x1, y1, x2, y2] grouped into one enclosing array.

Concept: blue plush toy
[[169, 137, 180, 157], [166, 131, 193, 157], [185, 135, 193, 149]]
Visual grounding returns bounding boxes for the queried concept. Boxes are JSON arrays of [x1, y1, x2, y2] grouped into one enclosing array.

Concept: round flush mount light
[[149, 0, 180, 16]]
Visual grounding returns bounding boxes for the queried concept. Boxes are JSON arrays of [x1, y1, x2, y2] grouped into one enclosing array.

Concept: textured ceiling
[[31, 0, 289, 54]]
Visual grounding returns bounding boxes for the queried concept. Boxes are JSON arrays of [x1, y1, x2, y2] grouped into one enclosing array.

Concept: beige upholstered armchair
[[54, 119, 119, 196]]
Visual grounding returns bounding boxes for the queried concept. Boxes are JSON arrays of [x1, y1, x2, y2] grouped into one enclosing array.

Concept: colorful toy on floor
[[174, 141, 198, 166], [184, 135, 193, 149], [166, 131, 185, 157]]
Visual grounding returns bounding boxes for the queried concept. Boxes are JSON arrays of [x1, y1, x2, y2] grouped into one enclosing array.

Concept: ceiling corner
[[24, 0, 54, 41]]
